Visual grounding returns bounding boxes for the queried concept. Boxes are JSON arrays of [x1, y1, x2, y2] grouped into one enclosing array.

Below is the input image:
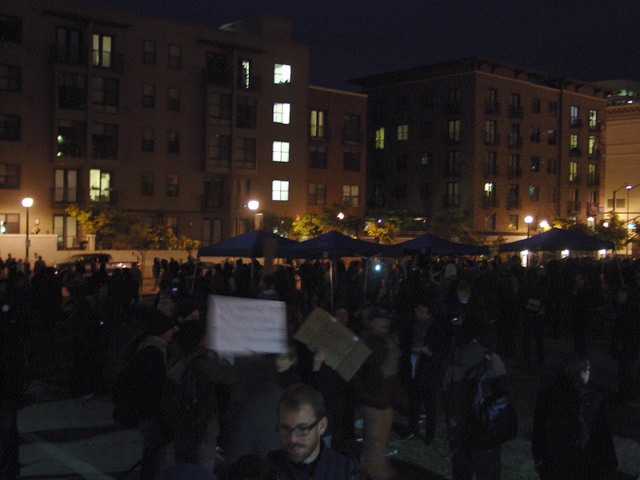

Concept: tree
[[66, 203, 133, 250], [290, 212, 323, 241], [262, 212, 294, 237], [316, 203, 363, 236], [595, 213, 629, 251], [431, 210, 485, 245], [364, 220, 397, 244]]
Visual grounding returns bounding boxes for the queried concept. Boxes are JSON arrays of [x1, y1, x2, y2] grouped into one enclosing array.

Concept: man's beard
[[285, 440, 317, 463]]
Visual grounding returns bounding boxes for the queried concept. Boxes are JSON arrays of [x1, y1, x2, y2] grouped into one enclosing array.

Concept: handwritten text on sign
[[207, 295, 288, 355]]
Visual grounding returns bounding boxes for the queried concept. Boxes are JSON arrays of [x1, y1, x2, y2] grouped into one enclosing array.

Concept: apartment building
[[1, 0, 320, 250], [307, 86, 367, 219], [351, 58, 607, 240]]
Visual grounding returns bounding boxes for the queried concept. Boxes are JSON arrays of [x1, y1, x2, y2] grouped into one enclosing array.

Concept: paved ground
[[16, 283, 640, 479]]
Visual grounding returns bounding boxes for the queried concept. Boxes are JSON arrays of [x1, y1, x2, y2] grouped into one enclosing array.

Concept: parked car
[[52, 254, 141, 284]]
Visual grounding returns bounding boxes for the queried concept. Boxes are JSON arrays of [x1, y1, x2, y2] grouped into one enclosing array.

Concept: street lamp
[[626, 184, 640, 256], [524, 215, 533, 238], [539, 220, 549, 230], [22, 197, 33, 260], [247, 200, 262, 230]]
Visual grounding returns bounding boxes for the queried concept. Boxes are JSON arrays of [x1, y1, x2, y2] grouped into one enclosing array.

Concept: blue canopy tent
[[395, 233, 489, 256], [277, 230, 394, 259], [498, 228, 614, 253], [197, 230, 298, 258]]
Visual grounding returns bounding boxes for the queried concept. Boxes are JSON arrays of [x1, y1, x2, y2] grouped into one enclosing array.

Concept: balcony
[[442, 194, 461, 208], [506, 197, 521, 210], [201, 194, 224, 211], [203, 67, 232, 87], [508, 135, 523, 148], [569, 147, 582, 157], [91, 51, 125, 72], [237, 75, 262, 92], [310, 126, 331, 141], [444, 102, 461, 114], [444, 135, 461, 146], [482, 196, 499, 208], [568, 174, 581, 185], [485, 101, 500, 114], [51, 186, 84, 206], [49, 45, 86, 66], [341, 128, 363, 144], [443, 167, 461, 177], [570, 118, 583, 128], [508, 105, 523, 118], [567, 200, 581, 215], [587, 202, 600, 216], [483, 164, 500, 176], [484, 133, 500, 146], [587, 175, 599, 186], [507, 166, 522, 179], [90, 189, 117, 205]]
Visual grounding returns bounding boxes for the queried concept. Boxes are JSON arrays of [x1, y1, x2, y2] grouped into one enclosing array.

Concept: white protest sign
[[206, 295, 288, 355]]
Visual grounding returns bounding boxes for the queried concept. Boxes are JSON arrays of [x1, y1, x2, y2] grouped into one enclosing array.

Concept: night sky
[[89, 0, 640, 92]]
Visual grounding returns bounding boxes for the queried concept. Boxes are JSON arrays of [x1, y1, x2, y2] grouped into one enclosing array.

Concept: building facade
[[307, 86, 367, 219], [351, 59, 607, 241], [1, 0, 366, 253]]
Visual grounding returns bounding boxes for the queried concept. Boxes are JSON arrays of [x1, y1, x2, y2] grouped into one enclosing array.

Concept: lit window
[[569, 161, 578, 182], [342, 185, 359, 207], [272, 141, 290, 162], [529, 185, 539, 201], [589, 136, 597, 158], [448, 120, 460, 141], [375, 128, 385, 149], [421, 153, 430, 166], [92, 34, 112, 68], [272, 180, 289, 201], [273, 103, 290, 124], [89, 168, 111, 203], [310, 110, 325, 137], [589, 110, 598, 129], [570, 134, 579, 149], [274, 63, 291, 84], [397, 124, 408, 141]]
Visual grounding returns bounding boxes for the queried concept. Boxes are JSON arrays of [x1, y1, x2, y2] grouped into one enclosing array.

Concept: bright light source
[[22, 198, 33, 208], [627, 223, 635, 230], [627, 185, 633, 190], [603, 222, 609, 228], [247, 200, 259, 210], [588, 217, 594, 222], [374, 264, 381, 272], [524, 215, 533, 224], [599, 249, 607, 256], [540, 220, 549, 229], [377, 219, 382, 224], [562, 250, 570, 258], [337, 212, 345, 220]]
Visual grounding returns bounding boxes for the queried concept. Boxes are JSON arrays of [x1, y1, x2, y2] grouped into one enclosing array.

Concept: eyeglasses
[[276, 418, 321, 437]]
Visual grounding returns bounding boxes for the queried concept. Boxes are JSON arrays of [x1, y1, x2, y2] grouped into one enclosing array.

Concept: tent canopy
[[197, 230, 297, 258], [395, 233, 489, 256], [498, 228, 614, 253], [277, 230, 393, 259]]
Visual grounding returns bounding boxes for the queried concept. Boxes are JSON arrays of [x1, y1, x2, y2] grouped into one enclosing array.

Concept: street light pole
[[524, 215, 533, 238], [22, 197, 33, 260]]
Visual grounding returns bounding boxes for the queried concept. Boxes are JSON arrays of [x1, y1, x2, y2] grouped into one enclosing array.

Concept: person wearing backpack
[[161, 316, 235, 473], [532, 353, 617, 480], [113, 308, 176, 480], [442, 315, 510, 480]]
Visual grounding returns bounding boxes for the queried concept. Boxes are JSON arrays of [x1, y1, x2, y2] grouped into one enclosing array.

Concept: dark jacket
[[532, 378, 617, 480], [268, 444, 363, 480]]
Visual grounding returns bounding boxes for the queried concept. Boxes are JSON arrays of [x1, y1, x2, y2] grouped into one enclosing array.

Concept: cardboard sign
[[207, 295, 288, 355], [294, 307, 371, 381]]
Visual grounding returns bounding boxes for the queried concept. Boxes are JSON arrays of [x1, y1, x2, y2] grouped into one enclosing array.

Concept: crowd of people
[[1, 251, 639, 480]]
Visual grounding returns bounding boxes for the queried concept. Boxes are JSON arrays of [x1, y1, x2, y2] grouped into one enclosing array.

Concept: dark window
[[0, 214, 19, 234], [58, 72, 87, 110], [143, 40, 156, 64], [343, 151, 360, 171], [142, 128, 154, 152], [548, 101, 558, 117], [141, 173, 154, 195], [309, 146, 327, 169], [0, 164, 20, 189], [343, 115, 360, 142], [57, 120, 86, 157], [308, 183, 326, 206], [91, 76, 119, 114], [207, 134, 231, 168], [167, 131, 180, 154], [168, 88, 180, 111], [532, 98, 541, 113], [0, 114, 20, 141], [142, 84, 155, 108], [168, 44, 181, 68], [92, 123, 118, 159], [0, 16, 22, 43], [167, 174, 179, 197], [530, 156, 540, 172], [236, 96, 257, 128], [0, 65, 21, 92], [235, 137, 256, 169], [208, 93, 232, 125], [204, 178, 224, 209]]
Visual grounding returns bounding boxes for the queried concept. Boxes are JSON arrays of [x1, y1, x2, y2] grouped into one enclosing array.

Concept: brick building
[[0, 0, 366, 254], [351, 58, 607, 241]]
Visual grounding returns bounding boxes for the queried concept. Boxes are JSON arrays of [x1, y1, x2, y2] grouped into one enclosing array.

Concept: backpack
[[159, 351, 209, 437], [443, 352, 517, 448]]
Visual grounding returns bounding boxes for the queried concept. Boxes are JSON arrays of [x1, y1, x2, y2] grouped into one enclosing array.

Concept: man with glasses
[[268, 384, 363, 480]]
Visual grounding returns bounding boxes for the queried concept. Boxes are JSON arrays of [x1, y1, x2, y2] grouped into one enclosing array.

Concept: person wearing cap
[[349, 307, 403, 480]]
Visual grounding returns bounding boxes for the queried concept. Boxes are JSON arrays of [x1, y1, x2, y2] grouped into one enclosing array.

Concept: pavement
[[15, 281, 640, 479]]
